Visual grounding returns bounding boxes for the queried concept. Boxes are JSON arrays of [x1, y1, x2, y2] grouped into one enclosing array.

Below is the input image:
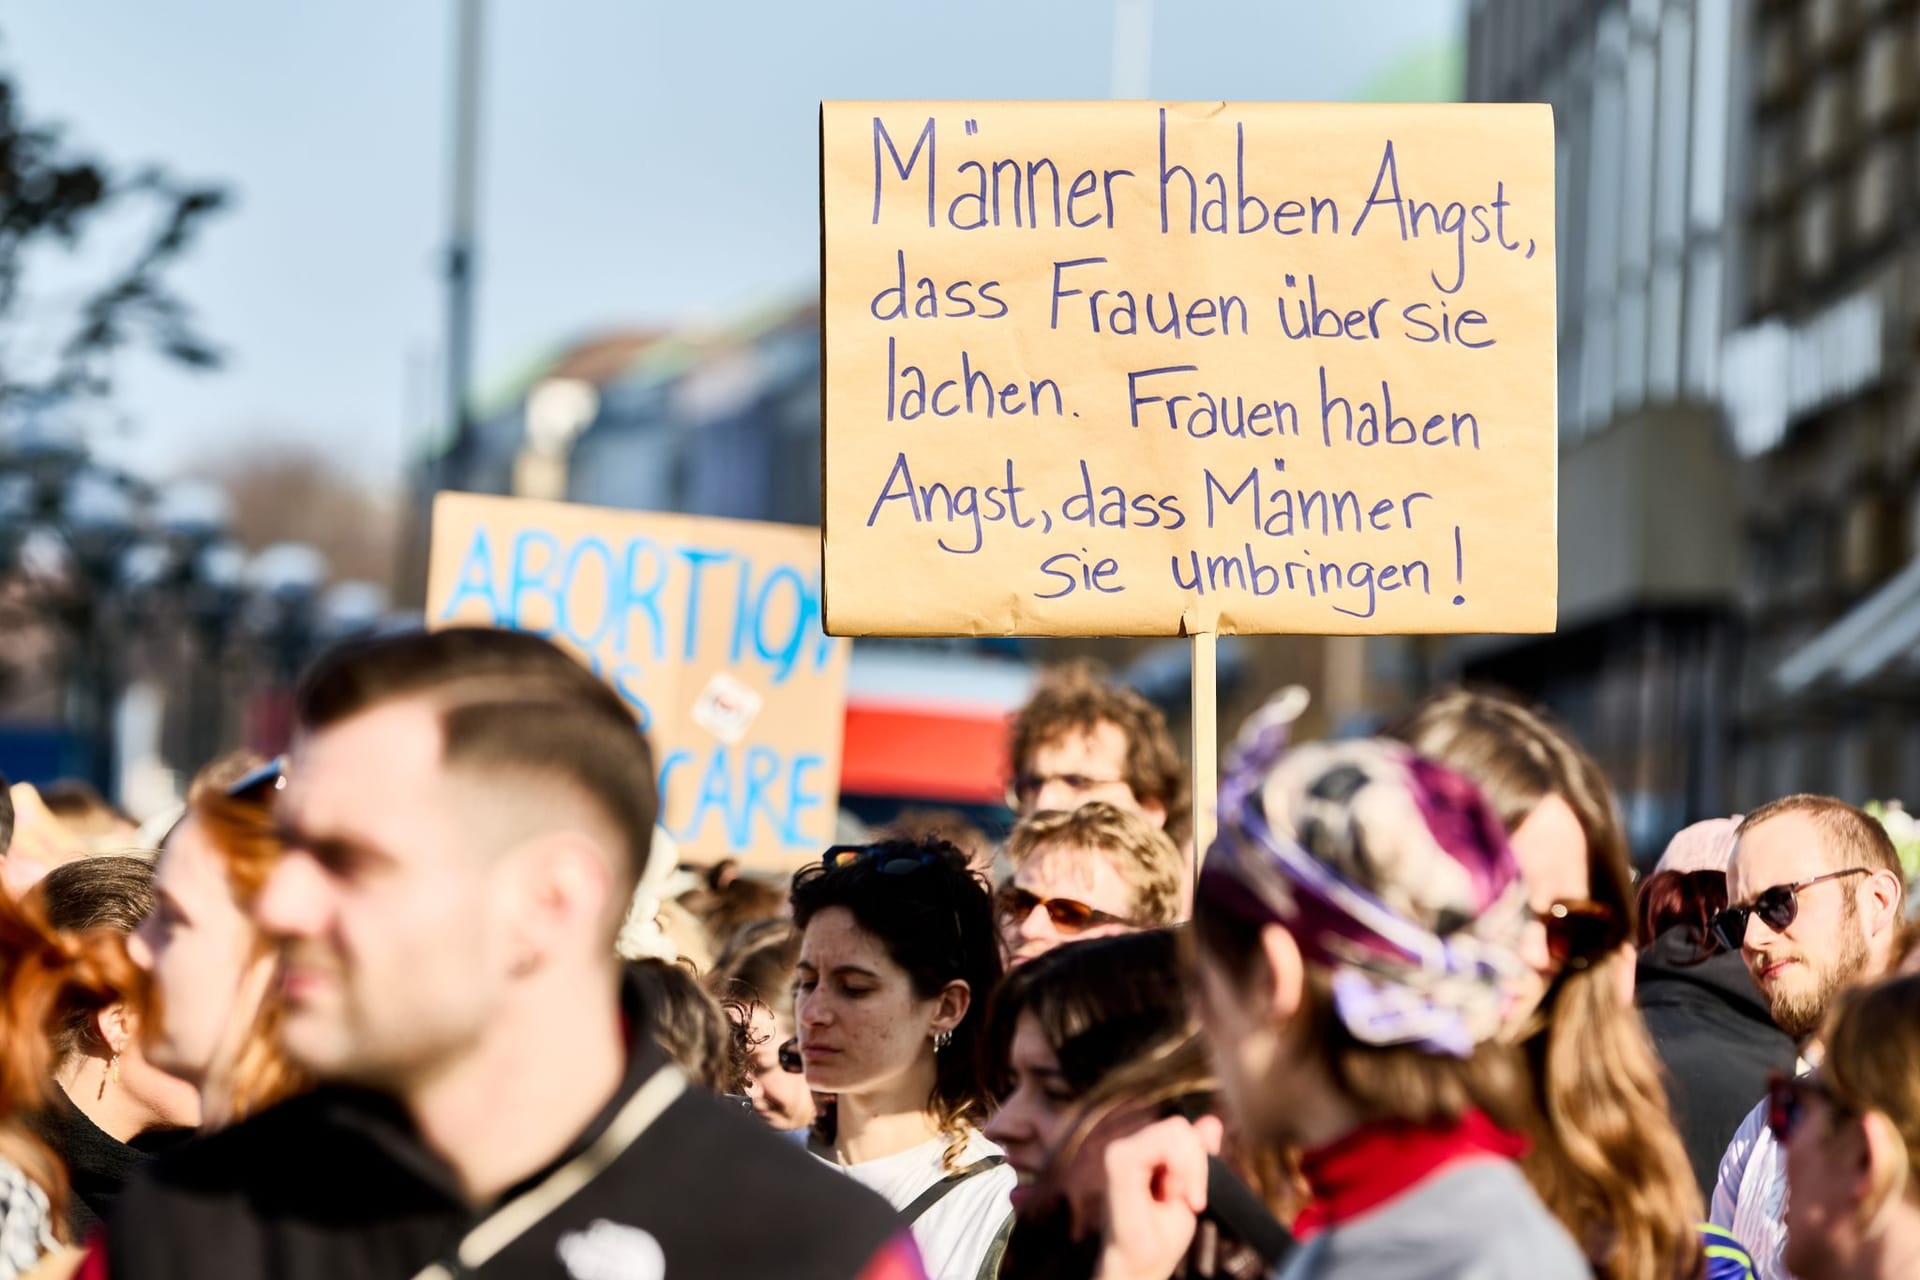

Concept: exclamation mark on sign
[[1452, 526, 1466, 606]]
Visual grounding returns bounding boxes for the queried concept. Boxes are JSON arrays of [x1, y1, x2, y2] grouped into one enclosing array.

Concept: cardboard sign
[[426, 493, 850, 870], [821, 101, 1558, 636]]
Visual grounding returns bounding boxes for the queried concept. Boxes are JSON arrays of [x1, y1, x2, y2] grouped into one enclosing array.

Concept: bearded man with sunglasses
[[1709, 794, 1907, 1280]]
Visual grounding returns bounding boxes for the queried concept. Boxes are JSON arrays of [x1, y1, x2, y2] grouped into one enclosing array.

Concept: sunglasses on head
[[823, 844, 938, 876], [1535, 899, 1625, 970], [995, 884, 1132, 934], [1766, 1072, 1846, 1143], [1710, 868, 1870, 952], [227, 757, 288, 802]]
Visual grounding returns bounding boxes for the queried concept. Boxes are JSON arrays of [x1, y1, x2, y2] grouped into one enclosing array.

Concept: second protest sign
[[425, 492, 849, 871], [821, 100, 1558, 637]]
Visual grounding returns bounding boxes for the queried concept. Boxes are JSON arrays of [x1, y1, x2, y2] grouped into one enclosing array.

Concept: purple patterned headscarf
[[1200, 702, 1532, 1058]]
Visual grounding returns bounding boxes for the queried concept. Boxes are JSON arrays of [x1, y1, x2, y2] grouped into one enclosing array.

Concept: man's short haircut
[[1737, 794, 1906, 910], [1009, 660, 1191, 846], [1005, 802, 1184, 926], [296, 628, 657, 896]]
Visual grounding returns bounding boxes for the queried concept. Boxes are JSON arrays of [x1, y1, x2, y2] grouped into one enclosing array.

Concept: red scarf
[[1292, 1110, 1529, 1241]]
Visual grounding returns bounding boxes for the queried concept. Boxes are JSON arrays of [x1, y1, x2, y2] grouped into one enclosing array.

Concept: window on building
[[1648, 2, 1692, 400], [1841, 488, 1899, 589], [1796, 189, 1838, 289], [1584, 10, 1629, 434], [1684, 245, 1725, 396], [1689, 0, 1733, 233], [1853, 141, 1902, 249], [1617, 27, 1659, 411], [1859, 25, 1916, 125]]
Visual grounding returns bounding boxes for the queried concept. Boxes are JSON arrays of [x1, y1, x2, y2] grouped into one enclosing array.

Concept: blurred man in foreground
[[102, 628, 924, 1280]]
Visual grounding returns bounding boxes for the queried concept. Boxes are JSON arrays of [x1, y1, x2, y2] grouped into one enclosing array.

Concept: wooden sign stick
[[1189, 626, 1217, 883]]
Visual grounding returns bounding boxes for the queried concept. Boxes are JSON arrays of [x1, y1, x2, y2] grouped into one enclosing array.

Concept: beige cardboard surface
[[822, 101, 1558, 636], [426, 492, 849, 871]]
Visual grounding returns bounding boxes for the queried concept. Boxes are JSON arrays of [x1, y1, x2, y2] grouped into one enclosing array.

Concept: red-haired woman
[[130, 754, 306, 1127], [0, 881, 145, 1277]]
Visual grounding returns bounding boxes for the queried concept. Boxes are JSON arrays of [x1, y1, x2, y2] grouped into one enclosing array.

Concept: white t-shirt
[[1712, 1098, 1792, 1280], [820, 1130, 1014, 1280]]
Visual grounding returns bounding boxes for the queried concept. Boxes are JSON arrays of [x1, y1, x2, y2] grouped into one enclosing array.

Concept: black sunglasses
[[777, 1037, 803, 1074], [227, 757, 287, 802], [1711, 868, 1870, 952]]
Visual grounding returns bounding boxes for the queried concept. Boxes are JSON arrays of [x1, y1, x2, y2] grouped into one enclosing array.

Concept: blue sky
[[4, 0, 1462, 489]]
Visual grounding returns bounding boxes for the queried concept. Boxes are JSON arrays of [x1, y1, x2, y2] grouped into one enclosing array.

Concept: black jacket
[[25, 1085, 188, 1239], [1636, 927, 1798, 1199], [102, 980, 922, 1280]]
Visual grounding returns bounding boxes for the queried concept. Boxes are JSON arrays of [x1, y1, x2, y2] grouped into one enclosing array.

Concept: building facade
[[1723, 0, 1920, 807], [1457, 0, 1752, 857]]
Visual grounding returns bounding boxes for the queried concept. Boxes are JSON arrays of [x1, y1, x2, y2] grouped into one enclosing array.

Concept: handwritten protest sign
[[821, 101, 1557, 636], [426, 493, 849, 871]]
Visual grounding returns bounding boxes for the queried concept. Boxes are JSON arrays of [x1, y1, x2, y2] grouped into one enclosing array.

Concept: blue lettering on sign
[[678, 546, 733, 661], [508, 529, 562, 637], [659, 746, 831, 854], [437, 518, 842, 857]]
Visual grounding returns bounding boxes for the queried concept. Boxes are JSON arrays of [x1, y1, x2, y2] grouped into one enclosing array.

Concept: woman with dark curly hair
[[790, 838, 1013, 1280]]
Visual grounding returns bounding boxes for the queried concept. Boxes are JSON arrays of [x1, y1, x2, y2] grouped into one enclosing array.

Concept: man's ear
[[508, 832, 617, 970], [1864, 868, 1905, 943]]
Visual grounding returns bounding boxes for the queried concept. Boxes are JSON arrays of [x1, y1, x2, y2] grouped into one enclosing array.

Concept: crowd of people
[[0, 632, 1914, 1278]]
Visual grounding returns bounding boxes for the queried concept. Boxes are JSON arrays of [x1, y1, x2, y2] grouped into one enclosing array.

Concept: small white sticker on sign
[[692, 672, 763, 744]]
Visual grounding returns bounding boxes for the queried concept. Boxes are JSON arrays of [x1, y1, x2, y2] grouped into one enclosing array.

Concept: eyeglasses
[[777, 1037, 803, 1074], [995, 884, 1133, 933], [227, 757, 288, 802], [1007, 771, 1129, 809], [1537, 899, 1625, 970], [1765, 1072, 1847, 1143], [1711, 868, 1870, 952], [823, 844, 937, 876]]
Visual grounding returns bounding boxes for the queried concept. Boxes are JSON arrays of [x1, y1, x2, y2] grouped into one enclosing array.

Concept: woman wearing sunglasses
[[1775, 973, 1920, 1279], [129, 754, 306, 1129], [790, 838, 1013, 1280], [996, 804, 1184, 968], [1394, 689, 1708, 1280]]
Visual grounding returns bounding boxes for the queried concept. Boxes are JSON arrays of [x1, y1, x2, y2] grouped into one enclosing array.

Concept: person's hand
[[1094, 1114, 1222, 1280], [3, 784, 84, 898]]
